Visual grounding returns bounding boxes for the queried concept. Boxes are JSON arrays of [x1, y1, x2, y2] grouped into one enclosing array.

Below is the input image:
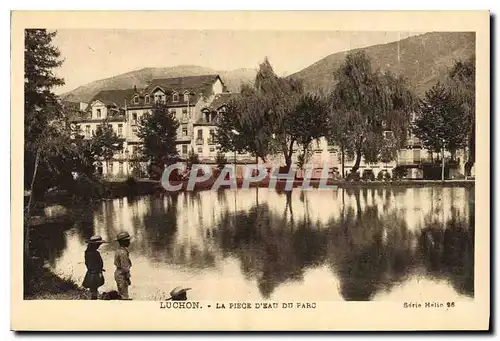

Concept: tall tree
[[447, 56, 475, 175], [413, 82, 469, 159], [137, 103, 179, 164], [24, 29, 66, 199], [24, 29, 71, 256], [255, 59, 304, 170], [217, 58, 307, 170], [327, 52, 414, 174]]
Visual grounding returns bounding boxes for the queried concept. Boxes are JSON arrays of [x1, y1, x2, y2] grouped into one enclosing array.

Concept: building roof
[[91, 89, 137, 108], [126, 74, 224, 108], [205, 92, 240, 111], [148, 74, 221, 92]]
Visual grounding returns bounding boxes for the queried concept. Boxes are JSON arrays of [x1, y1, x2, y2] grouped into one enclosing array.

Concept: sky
[[52, 30, 425, 94]]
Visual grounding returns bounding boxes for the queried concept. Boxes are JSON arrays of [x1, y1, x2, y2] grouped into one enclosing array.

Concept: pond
[[31, 186, 475, 301]]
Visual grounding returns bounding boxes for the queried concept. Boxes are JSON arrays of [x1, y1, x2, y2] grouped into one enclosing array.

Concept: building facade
[[68, 74, 253, 178], [67, 74, 466, 180]]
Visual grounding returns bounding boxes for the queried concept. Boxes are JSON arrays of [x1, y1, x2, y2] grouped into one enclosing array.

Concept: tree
[[137, 103, 179, 164], [217, 58, 307, 170], [379, 132, 399, 166], [413, 82, 469, 159], [24, 29, 66, 200], [91, 120, 123, 175], [24, 29, 68, 255], [216, 84, 273, 163], [215, 151, 228, 171], [286, 93, 328, 163], [186, 148, 200, 170], [327, 52, 415, 174], [255, 59, 304, 170], [447, 56, 475, 176]]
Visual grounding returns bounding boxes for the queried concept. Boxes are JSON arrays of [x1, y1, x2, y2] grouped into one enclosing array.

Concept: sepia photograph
[[11, 10, 490, 331]]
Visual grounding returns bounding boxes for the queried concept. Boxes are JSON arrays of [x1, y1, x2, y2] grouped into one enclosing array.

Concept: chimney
[[134, 85, 137, 93]]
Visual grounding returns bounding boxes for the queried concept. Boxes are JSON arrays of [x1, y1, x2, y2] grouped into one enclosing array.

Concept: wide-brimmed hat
[[86, 235, 107, 244], [116, 231, 131, 241], [166, 286, 192, 300]]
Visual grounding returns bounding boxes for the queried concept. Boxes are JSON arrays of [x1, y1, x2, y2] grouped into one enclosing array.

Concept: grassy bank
[[24, 259, 88, 300]]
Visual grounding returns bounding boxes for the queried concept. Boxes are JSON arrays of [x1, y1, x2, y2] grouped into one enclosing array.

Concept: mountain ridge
[[60, 32, 475, 103], [289, 31, 475, 96]]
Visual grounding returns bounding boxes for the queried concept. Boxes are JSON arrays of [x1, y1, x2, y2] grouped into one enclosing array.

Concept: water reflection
[[32, 187, 474, 301]]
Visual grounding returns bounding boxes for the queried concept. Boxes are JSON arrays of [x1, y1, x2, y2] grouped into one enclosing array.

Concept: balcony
[[195, 138, 204, 145]]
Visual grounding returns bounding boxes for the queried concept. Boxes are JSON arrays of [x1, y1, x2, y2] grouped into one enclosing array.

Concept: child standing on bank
[[82, 235, 107, 300], [114, 231, 132, 300]]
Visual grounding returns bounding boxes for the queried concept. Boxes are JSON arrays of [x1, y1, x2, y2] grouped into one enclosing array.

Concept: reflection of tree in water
[[29, 203, 99, 267], [326, 204, 417, 301], [138, 193, 216, 269], [214, 202, 328, 299], [30, 224, 70, 268], [214, 187, 474, 301], [418, 211, 474, 297]]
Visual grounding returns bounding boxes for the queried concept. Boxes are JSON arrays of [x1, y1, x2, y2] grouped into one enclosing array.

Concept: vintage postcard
[[11, 11, 490, 331]]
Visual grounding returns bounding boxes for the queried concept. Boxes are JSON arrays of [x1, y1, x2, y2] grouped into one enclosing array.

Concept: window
[[383, 130, 394, 139], [170, 108, 177, 116], [210, 147, 215, 153], [145, 95, 150, 104], [197, 147, 203, 154], [76, 124, 81, 133], [182, 108, 188, 120], [132, 113, 138, 124], [132, 146, 137, 154], [197, 129, 203, 139], [96, 108, 101, 118], [85, 125, 90, 136], [108, 163, 113, 173], [118, 124, 123, 136], [184, 92, 189, 102], [132, 126, 138, 134], [182, 145, 188, 155], [119, 162, 124, 174], [134, 96, 139, 104], [209, 129, 215, 139], [172, 92, 179, 102], [182, 127, 188, 136]]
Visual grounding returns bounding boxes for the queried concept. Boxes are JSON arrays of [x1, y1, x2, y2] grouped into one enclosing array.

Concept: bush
[[393, 166, 407, 180], [384, 171, 392, 181], [362, 170, 375, 181], [215, 152, 228, 170], [377, 171, 385, 181], [346, 171, 360, 182], [73, 174, 104, 200]]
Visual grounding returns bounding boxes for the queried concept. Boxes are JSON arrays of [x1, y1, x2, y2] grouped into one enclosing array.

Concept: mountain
[[289, 32, 475, 97], [60, 66, 257, 103], [61, 32, 474, 103]]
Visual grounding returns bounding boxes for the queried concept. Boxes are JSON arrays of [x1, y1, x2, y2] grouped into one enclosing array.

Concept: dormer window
[[134, 96, 139, 104], [145, 95, 150, 104], [183, 91, 189, 102], [172, 92, 179, 102]]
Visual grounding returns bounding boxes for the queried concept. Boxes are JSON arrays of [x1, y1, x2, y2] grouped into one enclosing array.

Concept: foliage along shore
[[24, 258, 88, 300]]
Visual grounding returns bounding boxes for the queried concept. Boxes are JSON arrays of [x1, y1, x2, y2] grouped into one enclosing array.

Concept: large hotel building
[[65, 74, 467, 180]]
